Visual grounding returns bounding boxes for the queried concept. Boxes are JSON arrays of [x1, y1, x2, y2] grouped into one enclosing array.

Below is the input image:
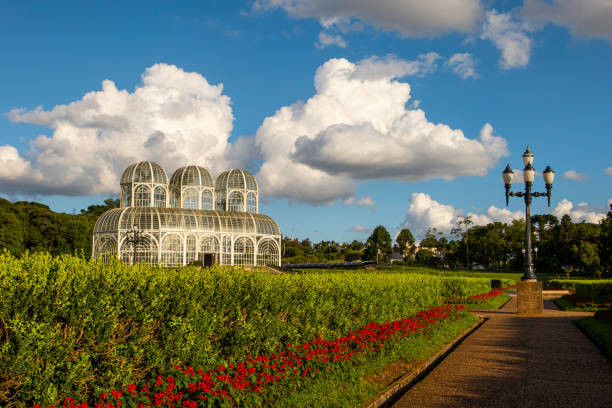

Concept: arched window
[[257, 239, 279, 266], [186, 235, 197, 265], [95, 236, 117, 264], [222, 236, 232, 265], [233, 237, 254, 266], [134, 185, 151, 207], [154, 186, 166, 208], [246, 192, 257, 213], [216, 195, 226, 211], [201, 190, 213, 210], [120, 234, 158, 265], [228, 191, 244, 212], [161, 234, 183, 267], [121, 185, 132, 207], [183, 189, 198, 209]]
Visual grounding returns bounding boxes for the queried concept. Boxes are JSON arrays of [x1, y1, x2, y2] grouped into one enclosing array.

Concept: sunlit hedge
[[0, 252, 489, 407]]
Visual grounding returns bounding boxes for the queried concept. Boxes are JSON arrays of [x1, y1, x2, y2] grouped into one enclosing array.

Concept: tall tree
[[451, 215, 473, 268], [395, 228, 415, 255], [364, 226, 392, 263]]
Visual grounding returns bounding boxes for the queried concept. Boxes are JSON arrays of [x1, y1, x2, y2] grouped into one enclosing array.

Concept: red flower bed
[[563, 294, 612, 309], [34, 304, 466, 408]]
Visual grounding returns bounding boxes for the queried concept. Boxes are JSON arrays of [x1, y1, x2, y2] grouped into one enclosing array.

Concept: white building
[[93, 161, 281, 267]]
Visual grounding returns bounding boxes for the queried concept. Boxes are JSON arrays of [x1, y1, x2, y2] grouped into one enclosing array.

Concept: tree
[[364, 226, 392, 263], [451, 216, 473, 268], [395, 228, 415, 257]]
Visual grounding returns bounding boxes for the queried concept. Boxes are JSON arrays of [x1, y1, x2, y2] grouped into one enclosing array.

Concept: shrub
[[574, 281, 612, 303], [0, 252, 489, 407]]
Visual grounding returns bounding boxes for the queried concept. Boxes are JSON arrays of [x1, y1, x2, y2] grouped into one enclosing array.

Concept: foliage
[[0, 198, 118, 258], [363, 226, 392, 262], [43, 305, 469, 407], [574, 281, 612, 303], [0, 252, 490, 407], [574, 317, 612, 360]]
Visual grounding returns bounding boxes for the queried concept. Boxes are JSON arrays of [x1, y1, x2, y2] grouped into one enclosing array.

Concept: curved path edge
[[365, 316, 486, 408]]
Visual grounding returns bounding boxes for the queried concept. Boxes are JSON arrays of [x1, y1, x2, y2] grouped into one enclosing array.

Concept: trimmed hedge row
[[574, 281, 612, 303], [548, 278, 580, 289], [0, 252, 490, 407]]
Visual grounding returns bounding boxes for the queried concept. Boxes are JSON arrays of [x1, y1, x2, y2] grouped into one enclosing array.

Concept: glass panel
[[161, 234, 183, 266], [134, 162, 152, 182], [186, 234, 197, 264], [154, 187, 166, 208], [216, 195, 226, 211], [228, 191, 243, 212], [222, 236, 231, 265], [120, 233, 158, 265], [183, 189, 198, 209], [233, 237, 254, 266], [134, 185, 151, 207], [121, 185, 132, 207], [201, 190, 213, 210], [246, 192, 257, 213], [257, 239, 279, 266]]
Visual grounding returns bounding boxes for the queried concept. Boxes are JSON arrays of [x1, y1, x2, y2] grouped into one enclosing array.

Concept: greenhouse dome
[[169, 165, 215, 210], [94, 162, 281, 267], [120, 161, 170, 208], [215, 169, 258, 213]]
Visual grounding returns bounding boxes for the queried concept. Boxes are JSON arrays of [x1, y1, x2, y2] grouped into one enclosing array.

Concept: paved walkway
[[391, 295, 612, 408]]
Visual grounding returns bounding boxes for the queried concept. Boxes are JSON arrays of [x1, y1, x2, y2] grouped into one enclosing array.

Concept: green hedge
[[574, 281, 612, 303], [548, 278, 580, 289], [0, 252, 490, 407]]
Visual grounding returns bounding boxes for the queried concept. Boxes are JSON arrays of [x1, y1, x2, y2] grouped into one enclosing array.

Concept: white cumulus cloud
[[253, 0, 483, 37], [552, 198, 609, 223], [481, 10, 533, 69], [316, 31, 346, 48], [255, 57, 508, 204], [522, 0, 612, 40], [401, 192, 524, 238], [563, 170, 589, 182], [445, 53, 478, 79], [344, 195, 375, 206], [3, 64, 235, 196]]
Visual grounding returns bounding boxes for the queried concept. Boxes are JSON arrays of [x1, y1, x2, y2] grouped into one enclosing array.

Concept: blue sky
[[1, 0, 611, 242]]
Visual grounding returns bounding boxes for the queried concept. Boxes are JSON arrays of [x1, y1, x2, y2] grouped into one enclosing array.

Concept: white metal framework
[[94, 161, 280, 267], [215, 169, 258, 213]]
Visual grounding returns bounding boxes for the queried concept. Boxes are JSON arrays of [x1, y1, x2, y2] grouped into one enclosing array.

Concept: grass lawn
[[271, 313, 480, 408], [574, 317, 612, 360], [465, 293, 512, 310], [553, 296, 610, 312], [298, 265, 523, 283]]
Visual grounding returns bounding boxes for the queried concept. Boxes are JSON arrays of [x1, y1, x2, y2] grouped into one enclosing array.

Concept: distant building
[[93, 161, 281, 266]]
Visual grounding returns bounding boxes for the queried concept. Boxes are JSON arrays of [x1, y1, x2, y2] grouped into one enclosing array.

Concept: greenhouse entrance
[[202, 253, 215, 267]]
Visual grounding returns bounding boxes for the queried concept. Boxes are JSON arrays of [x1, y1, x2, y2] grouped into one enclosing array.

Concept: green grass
[[553, 296, 610, 312], [465, 293, 512, 310], [574, 317, 612, 360], [300, 265, 523, 283], [271, 313, 480, 408]]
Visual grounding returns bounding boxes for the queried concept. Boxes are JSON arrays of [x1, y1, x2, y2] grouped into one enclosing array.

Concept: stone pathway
[[390, 295, 612, 408]]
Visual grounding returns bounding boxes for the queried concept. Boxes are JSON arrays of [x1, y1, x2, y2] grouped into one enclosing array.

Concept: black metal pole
[[523, 182, 536, 281]]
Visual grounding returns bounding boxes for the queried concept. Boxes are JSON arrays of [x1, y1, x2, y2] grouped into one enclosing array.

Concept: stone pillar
[[517, 281, 543, 316]]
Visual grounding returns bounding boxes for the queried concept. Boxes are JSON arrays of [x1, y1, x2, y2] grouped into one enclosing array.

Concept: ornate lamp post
[[503, 147, 555, 281], [125, 224, 143, 265]]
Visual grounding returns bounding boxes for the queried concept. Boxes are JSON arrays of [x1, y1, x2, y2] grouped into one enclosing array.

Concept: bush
[[0, 252, 490, 407], [574, 281, 612, 303]]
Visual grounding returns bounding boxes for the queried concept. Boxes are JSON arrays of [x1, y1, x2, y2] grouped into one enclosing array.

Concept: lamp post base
[[517, 281, 543, 316]]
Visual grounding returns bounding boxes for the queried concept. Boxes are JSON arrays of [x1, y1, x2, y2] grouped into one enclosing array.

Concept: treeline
[[0, 198, 119, 257], [283, 205, 612, 277]]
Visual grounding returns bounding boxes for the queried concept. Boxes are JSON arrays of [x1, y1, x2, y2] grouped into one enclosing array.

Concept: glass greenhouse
[[93, 161, 281, 267]]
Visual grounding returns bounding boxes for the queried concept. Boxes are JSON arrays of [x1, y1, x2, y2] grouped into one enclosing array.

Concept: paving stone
[[391, 295, 612, 407]]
